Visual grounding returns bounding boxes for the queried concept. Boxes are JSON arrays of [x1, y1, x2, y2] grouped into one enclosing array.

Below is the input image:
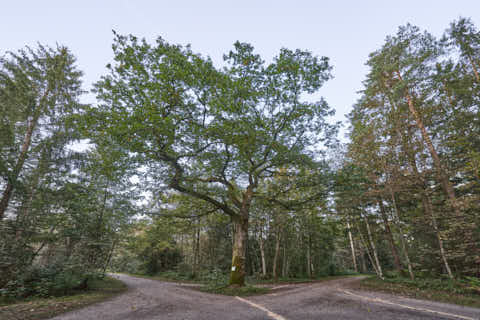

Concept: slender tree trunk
[[422, 195, 454, 279], [356, 222, 378, 275], [399, 121, 456, 279], [0, 98, 46, 220], [377, 199, 402, 272], [103, 237, 118, 275], [193, 218, 200, 277], [306, 242, 312, 278], [360, 248, 367, 273], [229, 214, 248, 286], [388, 188, 415, 280], [282, 242, 287, 278], [259, 231, 267, 277], [363, 215, 383, 279], [272, 227, 281, 281], [396, 70, 463, 221], [346, 217, 358, 273], [15, 176, 40, 240], [467, 55, 480, 82]]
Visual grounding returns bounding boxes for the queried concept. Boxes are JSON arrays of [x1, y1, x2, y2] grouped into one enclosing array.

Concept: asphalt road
[[50, 274, 480, 320]]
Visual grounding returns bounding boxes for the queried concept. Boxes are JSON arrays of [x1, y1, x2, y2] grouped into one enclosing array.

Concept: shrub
[[0, 263, 103, 299]]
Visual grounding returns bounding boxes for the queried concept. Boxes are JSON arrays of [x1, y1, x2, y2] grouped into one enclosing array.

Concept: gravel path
[[50, 274, 480, 320]]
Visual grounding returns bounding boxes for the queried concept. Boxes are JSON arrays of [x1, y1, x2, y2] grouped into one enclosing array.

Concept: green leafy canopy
[[91, 32, 338, 216]]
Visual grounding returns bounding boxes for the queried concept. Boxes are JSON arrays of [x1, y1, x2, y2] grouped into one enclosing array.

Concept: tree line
[[342, 18, 480, 280], [0, 17, 478, 298]]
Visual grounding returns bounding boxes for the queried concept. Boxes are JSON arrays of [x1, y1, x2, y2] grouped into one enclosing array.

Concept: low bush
[[0, 264, 103, 300]]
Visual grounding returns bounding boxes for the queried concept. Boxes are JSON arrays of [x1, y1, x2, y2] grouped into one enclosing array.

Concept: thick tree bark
[[377, 199, 402, 272], [229, 215, 248, 286], [346, 218, 358, 273]]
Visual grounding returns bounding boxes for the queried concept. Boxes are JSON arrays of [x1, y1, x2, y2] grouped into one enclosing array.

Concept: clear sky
[[2, 0, 479, 138]]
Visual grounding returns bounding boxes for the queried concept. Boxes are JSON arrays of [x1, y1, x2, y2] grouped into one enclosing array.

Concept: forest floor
[[0, 277, 127, 320], [43, 273, 480, 320]]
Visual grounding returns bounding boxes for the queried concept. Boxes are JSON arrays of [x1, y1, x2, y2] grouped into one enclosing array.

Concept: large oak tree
[[92, 33, 337, 285]]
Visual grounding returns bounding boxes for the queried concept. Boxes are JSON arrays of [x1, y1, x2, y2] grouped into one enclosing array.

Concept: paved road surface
[[50, 274, 480, 320]]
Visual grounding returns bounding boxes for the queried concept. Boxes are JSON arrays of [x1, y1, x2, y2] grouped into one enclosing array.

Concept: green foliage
[[342, 17, 480, 280], [0, 264, 103, 299], [90, 33, 337, 286], [0, 44, 134, 300]]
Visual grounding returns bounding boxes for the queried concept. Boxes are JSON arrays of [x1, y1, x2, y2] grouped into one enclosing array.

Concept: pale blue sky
[[2, 0, 479, 138]]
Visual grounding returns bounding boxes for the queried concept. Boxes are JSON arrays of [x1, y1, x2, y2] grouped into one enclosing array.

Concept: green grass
[[196, 285, 270, 296], [125, 272, 269, 296], [247, 274, 365, 285], [122, 272, 202, 284], [129, 272, 365, 297], [0, 276, 127, 320], [358, 276, 480, 308]]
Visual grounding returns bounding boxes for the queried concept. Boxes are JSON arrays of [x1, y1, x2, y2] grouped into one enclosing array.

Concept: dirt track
[[50, 274, 480, 320]]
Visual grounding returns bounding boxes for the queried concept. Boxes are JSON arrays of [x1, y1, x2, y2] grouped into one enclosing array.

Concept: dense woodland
[[0, 18, 479, 298]]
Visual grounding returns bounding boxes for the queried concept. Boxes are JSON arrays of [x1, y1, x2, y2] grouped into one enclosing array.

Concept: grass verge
[[124, 273, 270, 296], [0, 276, 127, 320], [195, 285, 270, 296], [248, 274, 365, 285], [357, 276, 480, 308], [129, 273, 365, 296], [123, 272, 200, 284]]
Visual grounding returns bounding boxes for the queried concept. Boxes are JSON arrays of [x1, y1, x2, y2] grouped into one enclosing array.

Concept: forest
[[0, 17, 479, 302]]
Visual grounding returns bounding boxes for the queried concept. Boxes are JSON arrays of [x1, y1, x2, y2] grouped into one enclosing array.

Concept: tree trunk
[[346, 218, 358, 273], [360, 249, 367, 273], [229, 215, 248, 286], [103, 237, 118, 275], [193, 218, 200, 278], [259, 231, 267, 277], [396, 70, 463, 221], [306, 236, 312, 278], [422, 195, 454, 279], [388, 188, 415, 280], [363, 215, 384, 279], [272, 228, 281, 281], [467, 55, 480, 82], [377, 199, 402, 272], [356, 223, 378, 275], [282, 242, 288, 278], [15, 148, 49, 239], [0, 106, 43, 220], [399, 120, 455, 279]]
